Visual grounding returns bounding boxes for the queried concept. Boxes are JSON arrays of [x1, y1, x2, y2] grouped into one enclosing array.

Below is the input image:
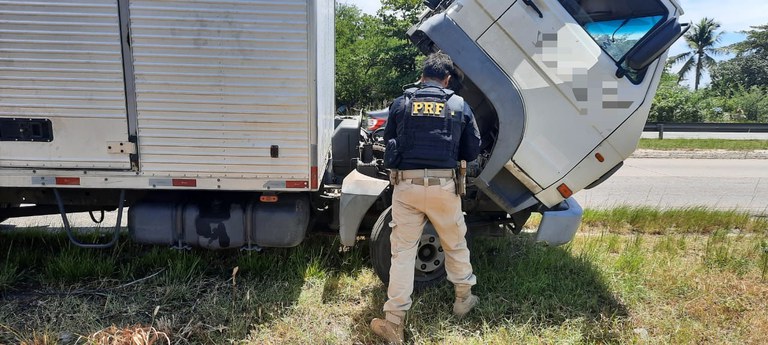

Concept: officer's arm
[[383, 98, 400, 142], [458, 103, 481, 162]]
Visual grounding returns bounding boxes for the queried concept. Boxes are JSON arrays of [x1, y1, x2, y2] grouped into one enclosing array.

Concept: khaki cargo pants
[[383, 175, 476, 312]]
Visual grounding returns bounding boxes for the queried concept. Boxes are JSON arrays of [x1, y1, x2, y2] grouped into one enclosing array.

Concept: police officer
[[371, 52, 481, 344]]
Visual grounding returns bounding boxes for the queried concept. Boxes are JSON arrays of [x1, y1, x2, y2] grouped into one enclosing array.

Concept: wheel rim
[[415, 233, 445, 274]]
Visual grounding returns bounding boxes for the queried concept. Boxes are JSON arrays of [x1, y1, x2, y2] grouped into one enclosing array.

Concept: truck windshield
[[584, 16, 665, 61], [559, 0, 668, 62]]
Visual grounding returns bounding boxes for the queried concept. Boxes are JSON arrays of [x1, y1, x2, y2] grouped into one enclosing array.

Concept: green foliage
[[711, 25, 768, 96], [668, 18, 724, 91], [335, 1, 422, 110], [649, 71, 706, 122], [651, 70, 768, 123], [722, 86, 768, 122], [710, 55, 768, 96], [728, 24, 768, 57]]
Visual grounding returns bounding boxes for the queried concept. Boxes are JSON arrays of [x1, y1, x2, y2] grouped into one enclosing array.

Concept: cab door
[[475, 0, 677, 189]]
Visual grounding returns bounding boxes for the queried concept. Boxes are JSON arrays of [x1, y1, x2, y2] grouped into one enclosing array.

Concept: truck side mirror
[[423, 0, 442, 10], [617, 19, 690, 76]]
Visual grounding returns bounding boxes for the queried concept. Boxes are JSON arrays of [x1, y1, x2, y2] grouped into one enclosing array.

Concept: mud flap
[[535, 197, 583, 246], [339, 170, 390, 246]]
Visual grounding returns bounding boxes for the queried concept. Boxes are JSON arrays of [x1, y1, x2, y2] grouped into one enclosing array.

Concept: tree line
[[653, 19, 768, 123], [336, 3, 768, 123]]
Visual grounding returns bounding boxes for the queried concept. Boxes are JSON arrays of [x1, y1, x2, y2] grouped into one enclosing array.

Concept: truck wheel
[[370, 206, 447, 290], [0, 203, 19, 223]]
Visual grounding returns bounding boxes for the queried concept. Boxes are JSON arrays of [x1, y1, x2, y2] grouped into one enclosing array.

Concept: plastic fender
[[339, 170, 390, 246]]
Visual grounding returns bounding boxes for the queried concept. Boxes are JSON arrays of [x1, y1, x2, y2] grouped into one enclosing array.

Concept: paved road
[[575, 158, 768, 215], [0, 210, 126, 231]]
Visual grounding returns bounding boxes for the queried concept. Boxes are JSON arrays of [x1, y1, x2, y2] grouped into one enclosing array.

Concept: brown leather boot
[[453, 284, 479, 317], [370, 311, 405, 344]]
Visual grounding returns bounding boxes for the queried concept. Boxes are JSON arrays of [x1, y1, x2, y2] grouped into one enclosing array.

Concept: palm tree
[[668, 18, 724, 91]]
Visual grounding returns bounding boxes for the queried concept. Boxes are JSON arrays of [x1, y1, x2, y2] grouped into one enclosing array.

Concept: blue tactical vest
[[393, 85, 466, 169]]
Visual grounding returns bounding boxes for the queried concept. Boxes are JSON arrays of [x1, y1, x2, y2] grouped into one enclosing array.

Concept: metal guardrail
[[644, 123, 768, 139]]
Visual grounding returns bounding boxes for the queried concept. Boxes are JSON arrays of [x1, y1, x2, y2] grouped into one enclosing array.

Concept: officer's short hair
[[422, 52, 454, 80]]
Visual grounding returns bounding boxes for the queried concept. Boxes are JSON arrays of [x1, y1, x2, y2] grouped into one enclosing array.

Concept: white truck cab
[[375, 0, 686, 245]]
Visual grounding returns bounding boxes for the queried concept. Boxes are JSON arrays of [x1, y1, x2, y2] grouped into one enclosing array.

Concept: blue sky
[[340, 0, 766, 86], [672, 0, 766, 54]]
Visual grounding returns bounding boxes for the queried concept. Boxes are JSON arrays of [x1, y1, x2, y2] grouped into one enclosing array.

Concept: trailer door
[[0, 0, 133, 170]]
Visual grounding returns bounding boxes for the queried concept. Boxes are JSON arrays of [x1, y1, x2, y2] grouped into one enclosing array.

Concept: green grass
[[43, 247, 117, 283], [638, 138, 768, 151], [1, 209, 767, 344], [581, 206, 768, 234], [760, 240, 768, 280], [0, 244, 20, 290]]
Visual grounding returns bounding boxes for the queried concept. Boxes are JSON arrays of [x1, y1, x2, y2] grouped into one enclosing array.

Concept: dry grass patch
[[590, 233, 768, 344], [80, 325, 169, 345]]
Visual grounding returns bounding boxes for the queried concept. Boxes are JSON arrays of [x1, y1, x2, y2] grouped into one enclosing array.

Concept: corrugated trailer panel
[[129, 0, 312, 179], [0, 0, 131, 170], [312, 0, 335, 189]]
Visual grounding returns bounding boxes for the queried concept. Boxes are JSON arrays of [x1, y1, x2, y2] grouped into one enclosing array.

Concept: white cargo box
[[0, 0, 334, 192]]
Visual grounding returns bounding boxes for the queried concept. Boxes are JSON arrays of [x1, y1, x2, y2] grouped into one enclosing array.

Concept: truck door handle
[[522, 0, 543, 18]]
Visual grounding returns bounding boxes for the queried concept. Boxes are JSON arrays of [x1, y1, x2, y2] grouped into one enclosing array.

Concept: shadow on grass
[[475, 234, 627, 338], [352, 233, 629, 343]]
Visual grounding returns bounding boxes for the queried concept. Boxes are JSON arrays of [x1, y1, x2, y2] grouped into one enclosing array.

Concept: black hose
[[89, 209, 105, 224]]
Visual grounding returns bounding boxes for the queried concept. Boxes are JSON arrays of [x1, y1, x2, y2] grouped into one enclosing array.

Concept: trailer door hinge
[[107, 141, 137, 154]]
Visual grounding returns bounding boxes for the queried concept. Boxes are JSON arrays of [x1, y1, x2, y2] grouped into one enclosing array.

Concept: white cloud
[[677, 0, 768, 34]]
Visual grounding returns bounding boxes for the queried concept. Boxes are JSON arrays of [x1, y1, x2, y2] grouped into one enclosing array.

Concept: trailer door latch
[[107, 141, 137, 154]]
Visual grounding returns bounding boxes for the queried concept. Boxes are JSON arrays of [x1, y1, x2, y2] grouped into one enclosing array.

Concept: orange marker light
[[260, 195, 279, 203], [557, 183, 573, 198], [595, 153, 605, 162]]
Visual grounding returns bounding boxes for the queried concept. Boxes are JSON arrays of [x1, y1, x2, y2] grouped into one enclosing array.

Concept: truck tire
[[369, 206, 448, 290], [0, 203, 19, 223]]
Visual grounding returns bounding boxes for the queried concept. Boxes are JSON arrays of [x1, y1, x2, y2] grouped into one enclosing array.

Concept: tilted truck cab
[[0, 0, 685, 286], [344, 0, 686, 247]]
